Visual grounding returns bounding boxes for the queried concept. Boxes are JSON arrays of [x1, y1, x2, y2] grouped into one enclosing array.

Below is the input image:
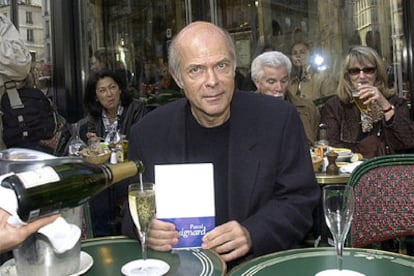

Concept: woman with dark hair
[[80, 69, 147, 237], [320, 45, 414, 158], [81, 69, 147, 142]]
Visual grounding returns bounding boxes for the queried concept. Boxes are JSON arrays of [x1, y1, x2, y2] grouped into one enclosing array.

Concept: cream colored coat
[[289, 68, 337, 102], [0, 15, 32, 149]]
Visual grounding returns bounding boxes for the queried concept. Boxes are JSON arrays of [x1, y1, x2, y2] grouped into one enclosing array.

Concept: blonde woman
[[320, 45, 414, 158]]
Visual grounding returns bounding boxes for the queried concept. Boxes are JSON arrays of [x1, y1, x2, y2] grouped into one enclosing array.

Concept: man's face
[[291, 43, 309, 67], [254, 65, 290, 98], [90, 56, 106, 73], [173, 26, 235, 127]]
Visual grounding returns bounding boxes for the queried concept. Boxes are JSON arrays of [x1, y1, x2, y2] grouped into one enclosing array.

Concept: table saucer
[[0, 251, 93, 276], [121, 258, 170, 275], [315, 269, 366, 276]]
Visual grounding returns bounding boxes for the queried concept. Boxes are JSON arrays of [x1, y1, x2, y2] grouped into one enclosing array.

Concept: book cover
[[154, 163, 215, 249]]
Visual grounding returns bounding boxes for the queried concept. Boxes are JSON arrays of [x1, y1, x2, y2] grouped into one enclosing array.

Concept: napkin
[[339, 161, 363, 174], [37, 217, 81, 254], [0, 175, 81, 254]]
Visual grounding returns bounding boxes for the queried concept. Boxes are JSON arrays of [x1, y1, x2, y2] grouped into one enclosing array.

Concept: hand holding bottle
[[0, 208, 59, 253]]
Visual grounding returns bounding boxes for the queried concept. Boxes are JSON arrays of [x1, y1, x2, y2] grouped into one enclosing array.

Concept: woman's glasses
[[347, 67, 376, 75]]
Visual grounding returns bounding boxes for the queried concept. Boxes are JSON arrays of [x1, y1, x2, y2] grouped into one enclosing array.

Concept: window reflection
[[80, 0, 409, 107], [0, 0, 53, 94]]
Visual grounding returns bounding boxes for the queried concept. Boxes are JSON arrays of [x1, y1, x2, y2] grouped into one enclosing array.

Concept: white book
[[155, 163, 215, 249]]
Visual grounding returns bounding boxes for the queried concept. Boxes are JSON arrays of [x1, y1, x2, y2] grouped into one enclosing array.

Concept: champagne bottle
[[0, 158, 144, 222]]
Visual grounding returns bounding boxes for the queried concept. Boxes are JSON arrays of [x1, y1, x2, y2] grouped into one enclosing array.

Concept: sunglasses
[[347, 67, 376, 75]]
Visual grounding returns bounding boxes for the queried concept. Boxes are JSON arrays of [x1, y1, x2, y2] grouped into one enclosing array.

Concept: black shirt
[[185, 108, 230, 225]]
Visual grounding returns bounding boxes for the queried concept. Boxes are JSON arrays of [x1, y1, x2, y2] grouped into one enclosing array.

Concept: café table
[[315, 172, 350, 185], [80, 236, 226, 275], [228, 247, 414, 276]]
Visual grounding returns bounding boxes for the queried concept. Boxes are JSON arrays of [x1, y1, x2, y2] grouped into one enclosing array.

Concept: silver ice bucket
[[0, 148, 82, 275], [12, 207, 82, 276]]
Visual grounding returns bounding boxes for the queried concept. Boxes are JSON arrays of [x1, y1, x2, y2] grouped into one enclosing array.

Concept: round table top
[[315, 172, 350, 185], [81, 236, 226, 275], [228, 247, 414, 276]]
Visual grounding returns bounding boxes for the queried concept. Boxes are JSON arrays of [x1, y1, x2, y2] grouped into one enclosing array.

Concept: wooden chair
[[346, 154, 414, 254]]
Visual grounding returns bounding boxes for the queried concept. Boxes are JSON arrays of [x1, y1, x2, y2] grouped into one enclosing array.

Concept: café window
[[78, 0, 410, 106], [79, 0, 185, 99], [218, 0, 408, 102]]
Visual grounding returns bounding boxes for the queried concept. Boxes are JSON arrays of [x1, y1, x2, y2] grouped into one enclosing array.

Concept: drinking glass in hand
[[323, 185, 355, 271], [351, 90, 369, 112], [122, 183, 169, 275]]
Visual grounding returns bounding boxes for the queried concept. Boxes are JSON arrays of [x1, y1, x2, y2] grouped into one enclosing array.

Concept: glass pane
[[16, 0, 53, 95], [221, 0, 408, 103], [83, 0, 185, 101], [79, 0, 410, 108]]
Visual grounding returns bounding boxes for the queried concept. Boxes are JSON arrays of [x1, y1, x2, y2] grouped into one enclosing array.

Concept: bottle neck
[[318, 125, 329, 146], [319, 129, 327, 141], [105, 160, 143, 184]]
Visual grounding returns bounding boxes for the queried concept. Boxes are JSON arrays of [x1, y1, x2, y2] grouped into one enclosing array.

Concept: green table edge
[[228, 247, 414, 275], [81, 236, 227, 275]]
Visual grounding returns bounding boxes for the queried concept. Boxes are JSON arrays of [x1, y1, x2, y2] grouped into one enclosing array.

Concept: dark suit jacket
[[122, 91, 320, 263]]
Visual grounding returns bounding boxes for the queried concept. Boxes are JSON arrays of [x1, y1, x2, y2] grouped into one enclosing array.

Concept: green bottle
[[1, 158, 144, 222]]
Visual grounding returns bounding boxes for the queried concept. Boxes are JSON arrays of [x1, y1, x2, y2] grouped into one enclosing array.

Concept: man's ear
[[170, 70, 184, 89], [252, 77, 260, 90]]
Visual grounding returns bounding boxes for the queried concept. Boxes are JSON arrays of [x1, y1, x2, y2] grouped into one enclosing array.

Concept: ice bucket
[[12, 207, 82, 276], [0, 147, 82, 174], [0, 148, 82, 275]]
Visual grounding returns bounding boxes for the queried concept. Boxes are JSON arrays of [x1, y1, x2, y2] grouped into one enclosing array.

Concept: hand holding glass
[[122, 183, 169, 275], [323, 185, 355, 272]]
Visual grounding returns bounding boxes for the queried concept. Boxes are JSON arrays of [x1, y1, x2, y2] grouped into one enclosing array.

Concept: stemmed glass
[[323, 185, 355, 272], [121, 183, 169, 275]]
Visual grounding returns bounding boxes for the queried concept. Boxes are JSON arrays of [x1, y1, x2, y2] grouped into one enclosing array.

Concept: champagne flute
[[122, 183, 169, 275], [323, 185, 355, 271]]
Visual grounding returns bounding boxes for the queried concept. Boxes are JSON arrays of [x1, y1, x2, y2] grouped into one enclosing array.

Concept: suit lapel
[[165, 99, 188, 162], [227, 97, 260, 220]]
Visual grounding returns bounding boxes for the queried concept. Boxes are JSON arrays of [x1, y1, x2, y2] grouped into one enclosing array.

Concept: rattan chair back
[[346, 154, 414, 248]]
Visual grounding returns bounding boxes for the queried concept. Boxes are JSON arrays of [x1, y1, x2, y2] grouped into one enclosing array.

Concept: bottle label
[[17, 166, 60, 189]]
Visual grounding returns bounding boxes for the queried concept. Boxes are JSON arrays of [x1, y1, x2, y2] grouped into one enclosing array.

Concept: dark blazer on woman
[[321, 95, 414, 158], [79, 99, 147, 237], [79, 99, 147, 141]]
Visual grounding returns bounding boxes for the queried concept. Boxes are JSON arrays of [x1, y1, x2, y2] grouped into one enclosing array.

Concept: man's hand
[[0, 209, 59, 253], [147, 219, 179, 251], [201, 220, 252, 262]]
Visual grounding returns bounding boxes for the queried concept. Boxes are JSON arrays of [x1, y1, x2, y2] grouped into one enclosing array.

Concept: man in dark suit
[[122, 21, 320, 267]]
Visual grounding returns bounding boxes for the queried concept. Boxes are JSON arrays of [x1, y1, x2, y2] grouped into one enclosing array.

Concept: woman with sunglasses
[[320, 45, 414, 158]]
